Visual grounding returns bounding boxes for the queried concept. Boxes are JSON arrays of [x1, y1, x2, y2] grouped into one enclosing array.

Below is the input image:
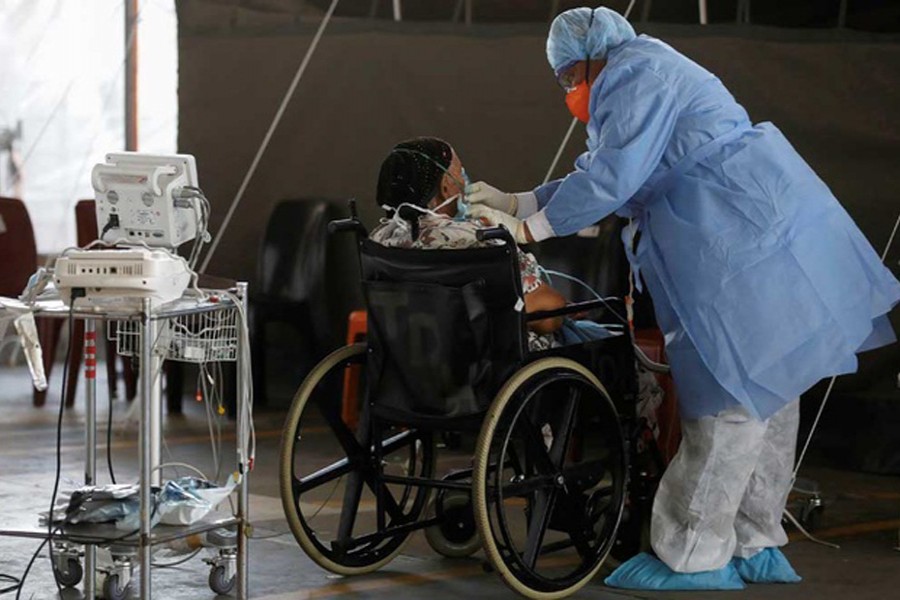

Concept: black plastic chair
[[250, 199, 363, 405]]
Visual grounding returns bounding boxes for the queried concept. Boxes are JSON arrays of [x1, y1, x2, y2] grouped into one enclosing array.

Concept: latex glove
[[466, 180, 518, 215], [469, 204, 529, 244], [13, 312, 47, 391]]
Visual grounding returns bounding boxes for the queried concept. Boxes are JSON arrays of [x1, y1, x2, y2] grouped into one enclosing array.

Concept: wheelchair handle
[[476, 226, 515, 245], [328, 218, 367, 237]]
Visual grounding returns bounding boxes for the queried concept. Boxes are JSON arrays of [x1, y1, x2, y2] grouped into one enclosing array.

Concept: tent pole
[[125, 0, 139, 151]]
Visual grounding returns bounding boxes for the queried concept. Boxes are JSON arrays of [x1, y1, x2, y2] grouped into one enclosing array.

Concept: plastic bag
[[158, 475, 238, 526], [60, 483, 161, 531]]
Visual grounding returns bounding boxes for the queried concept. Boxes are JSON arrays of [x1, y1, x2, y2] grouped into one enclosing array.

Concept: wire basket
[[109, 308, 240, 363]]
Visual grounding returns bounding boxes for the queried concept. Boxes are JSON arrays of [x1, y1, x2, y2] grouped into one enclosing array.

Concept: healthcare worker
[[467, 6, 900, 591]]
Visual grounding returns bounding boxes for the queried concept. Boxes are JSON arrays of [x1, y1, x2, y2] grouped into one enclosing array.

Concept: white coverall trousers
[[650, 399, 800, 573]]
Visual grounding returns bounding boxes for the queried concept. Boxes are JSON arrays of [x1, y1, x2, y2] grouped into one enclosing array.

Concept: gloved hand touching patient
[[468, 204, 530, 244], [466, 181, 520, 215]]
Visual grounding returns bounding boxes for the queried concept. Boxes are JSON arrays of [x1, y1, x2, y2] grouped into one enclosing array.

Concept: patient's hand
[[525, 284, 567, 335]]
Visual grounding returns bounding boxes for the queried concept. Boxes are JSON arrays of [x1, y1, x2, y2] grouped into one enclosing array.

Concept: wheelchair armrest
[[476, 226, 515, 245], [525, 298, 625, 323]]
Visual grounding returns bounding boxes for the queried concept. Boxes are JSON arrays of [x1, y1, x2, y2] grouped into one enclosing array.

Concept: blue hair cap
[[546, 7, 637, 73]]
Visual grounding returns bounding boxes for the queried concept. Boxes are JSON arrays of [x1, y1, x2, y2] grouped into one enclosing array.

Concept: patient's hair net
[[377, 137, 453, 210], [546, 7, 636, 73]]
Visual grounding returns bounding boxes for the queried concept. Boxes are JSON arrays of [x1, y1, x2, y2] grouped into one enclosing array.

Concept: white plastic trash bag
[[158, 474, 239, 526]]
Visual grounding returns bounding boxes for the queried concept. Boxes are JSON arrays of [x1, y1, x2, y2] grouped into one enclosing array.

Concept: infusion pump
[[54, 248, 191, 309]]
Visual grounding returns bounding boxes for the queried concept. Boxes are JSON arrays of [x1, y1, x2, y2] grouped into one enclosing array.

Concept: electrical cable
[[15, 303, 77, 598], [13, 533, 54, 600], [199, 363, 218, 479], [787, 208, 900, 548], [152, 548, 202, 569], [212, 363, 225, 483], [46, 303, 77, 595], [782, 508, 839, 550], [225, 291, 256, 474], [107, 389, 117, 485], [175, 185, 212, 270], [0, 573, 21, 595], [200, 361, 225, 484], [793, 211, 900, 482]]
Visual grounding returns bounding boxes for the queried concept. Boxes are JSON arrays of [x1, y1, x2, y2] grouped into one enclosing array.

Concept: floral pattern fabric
[[370, 214, 554, 350]]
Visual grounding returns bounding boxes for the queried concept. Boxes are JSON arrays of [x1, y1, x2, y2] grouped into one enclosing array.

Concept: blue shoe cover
[[732, 548, 801, 583], [604, 552, 745, 591]]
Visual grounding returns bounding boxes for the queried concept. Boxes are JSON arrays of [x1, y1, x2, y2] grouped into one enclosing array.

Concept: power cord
[[99, 213, 119, 239], [107, 389, 117, 484], [0, 574, 21, 595], [12, 532, 55, 600], [16, 298, 79, 598], [174, 186, 212, 270]]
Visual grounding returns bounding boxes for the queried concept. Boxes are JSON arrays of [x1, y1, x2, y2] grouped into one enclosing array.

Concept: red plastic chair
[[0, 196, 65, 406], [341, 310, 368, 429]]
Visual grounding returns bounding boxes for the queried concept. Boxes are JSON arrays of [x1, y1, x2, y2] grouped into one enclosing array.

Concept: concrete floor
[[1, 361, 899, 599]]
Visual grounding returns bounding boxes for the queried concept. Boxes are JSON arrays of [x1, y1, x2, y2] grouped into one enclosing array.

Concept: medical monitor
[[91, 152, 200, 248]]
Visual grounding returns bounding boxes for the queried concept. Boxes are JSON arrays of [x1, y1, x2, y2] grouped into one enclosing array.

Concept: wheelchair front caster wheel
[[209, 565, 236, 595], [425, 490, 481, 558], [53, 557, 83, 588], [102, 574, 130, 600]]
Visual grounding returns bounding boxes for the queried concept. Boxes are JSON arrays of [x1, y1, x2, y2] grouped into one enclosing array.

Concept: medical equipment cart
[[0, 284, 251, 599]]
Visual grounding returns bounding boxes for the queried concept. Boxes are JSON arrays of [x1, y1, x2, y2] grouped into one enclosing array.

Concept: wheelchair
[[279, 207, 664, 599]]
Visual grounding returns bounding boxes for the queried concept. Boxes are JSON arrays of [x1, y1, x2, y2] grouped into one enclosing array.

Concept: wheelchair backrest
[[359, 238, 526, 422]]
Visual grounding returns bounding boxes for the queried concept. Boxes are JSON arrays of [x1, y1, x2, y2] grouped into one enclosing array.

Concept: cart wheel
[[209, 565, 235, 595], [102, 574, 130, 600], [425, 490, 481, 558], [473, 358, 627, 599], [53, 557, 83, 588], [280, 344, 435, 575]]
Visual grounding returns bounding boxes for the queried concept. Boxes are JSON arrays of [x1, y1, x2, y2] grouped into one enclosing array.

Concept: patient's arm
[[524, 284, 566, 334]]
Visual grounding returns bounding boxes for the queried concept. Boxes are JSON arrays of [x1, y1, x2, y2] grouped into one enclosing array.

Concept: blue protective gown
[[532, 35, 900, 420]]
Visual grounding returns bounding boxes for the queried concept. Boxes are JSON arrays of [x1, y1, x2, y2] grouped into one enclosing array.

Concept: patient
[[370, 137, 663, 433], [370, 137, 566, 351]]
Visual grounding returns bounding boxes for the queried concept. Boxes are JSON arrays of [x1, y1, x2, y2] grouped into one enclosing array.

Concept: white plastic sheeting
[[0, 0, 177, 252]]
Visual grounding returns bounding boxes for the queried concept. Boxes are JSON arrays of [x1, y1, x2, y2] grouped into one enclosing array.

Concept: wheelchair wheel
[[280, 343, 435, 575], [473, 358, 627, 599]]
